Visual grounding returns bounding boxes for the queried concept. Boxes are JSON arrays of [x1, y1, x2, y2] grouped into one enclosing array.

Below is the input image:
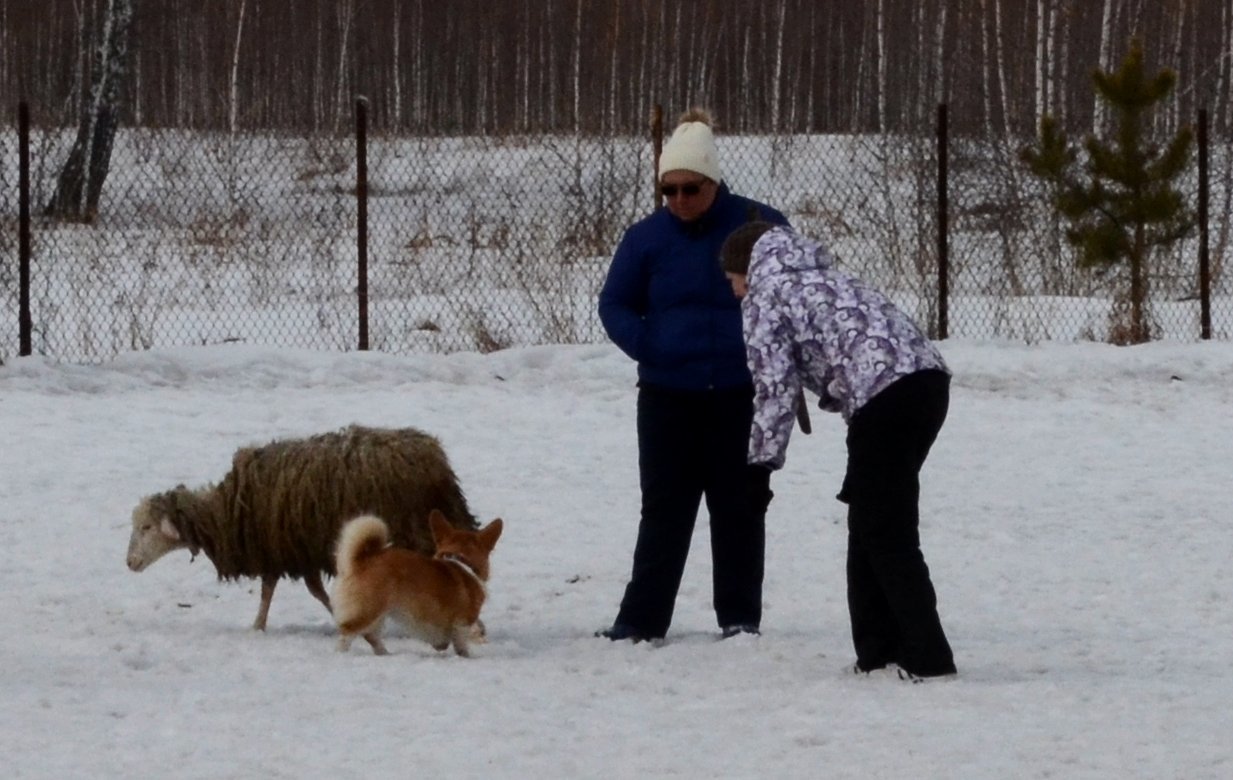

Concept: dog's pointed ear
[[428, 509, 450, 541], [479, 518, 503, 550]]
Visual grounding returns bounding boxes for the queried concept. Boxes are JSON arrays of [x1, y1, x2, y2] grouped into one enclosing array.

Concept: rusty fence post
[[1197, 108, 1210, 341], [936, 103, 950, 341], [651, 103, 664, 210], [19, 101, 32, 357], [355, 97, 370, 351]]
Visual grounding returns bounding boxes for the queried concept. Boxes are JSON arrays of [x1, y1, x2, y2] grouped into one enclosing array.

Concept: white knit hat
[[658, 109, 722, 182]]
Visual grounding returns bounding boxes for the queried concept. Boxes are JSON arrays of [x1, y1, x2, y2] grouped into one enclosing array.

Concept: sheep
[[126, 424, 479, 630]]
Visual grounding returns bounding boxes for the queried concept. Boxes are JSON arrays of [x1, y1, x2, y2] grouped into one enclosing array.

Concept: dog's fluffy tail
[[335, 514, 390, 578]]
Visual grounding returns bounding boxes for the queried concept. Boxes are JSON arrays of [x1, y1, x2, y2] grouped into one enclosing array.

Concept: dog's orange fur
[[332, 510, 503, 657]]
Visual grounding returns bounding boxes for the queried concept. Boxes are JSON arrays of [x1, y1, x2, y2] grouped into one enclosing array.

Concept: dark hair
[[720, 221, 775, 275]]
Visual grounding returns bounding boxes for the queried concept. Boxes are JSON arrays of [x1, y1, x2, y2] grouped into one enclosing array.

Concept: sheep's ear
[[160, 518, 181, 540]]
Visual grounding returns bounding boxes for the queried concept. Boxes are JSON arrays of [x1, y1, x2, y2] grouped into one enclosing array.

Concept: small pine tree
[[1020, 38, 1194, 344]]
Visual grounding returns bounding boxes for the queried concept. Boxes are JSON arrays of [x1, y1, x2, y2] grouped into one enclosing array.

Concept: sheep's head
[[126, 492, 189, 572]]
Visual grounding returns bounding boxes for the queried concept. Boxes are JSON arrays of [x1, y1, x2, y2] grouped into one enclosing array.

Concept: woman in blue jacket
[[595, 108, 788, 643]]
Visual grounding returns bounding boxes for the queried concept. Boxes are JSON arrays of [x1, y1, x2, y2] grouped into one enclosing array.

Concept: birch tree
[[390, 2, 401, 126], [228, 0, 246, 134], [1035, 0, 1050, 122], [769, 0, 786, 130], [1224, 0, 1233, 133], [46, 0, 134, 222], [876, 0, 886, 133], [571, 0, 582, 133], [1094, 0, 1117, 133], [333, 0, 354, 132]]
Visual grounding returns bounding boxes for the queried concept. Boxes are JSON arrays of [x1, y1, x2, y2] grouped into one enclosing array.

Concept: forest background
[[6, 0, 1232, 137], [3, 0, 1233, 362]]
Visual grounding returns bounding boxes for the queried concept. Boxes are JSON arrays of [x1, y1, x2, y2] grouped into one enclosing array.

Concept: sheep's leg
[[253, 575, 277, 631], [303, 571, 332, 615]]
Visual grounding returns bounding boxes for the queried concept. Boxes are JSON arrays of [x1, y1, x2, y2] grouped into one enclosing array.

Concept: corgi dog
[[332, 510, 503, 657]]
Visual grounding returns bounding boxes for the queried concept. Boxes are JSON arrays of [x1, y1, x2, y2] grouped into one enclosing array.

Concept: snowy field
[[1, 339, 1231, 778]]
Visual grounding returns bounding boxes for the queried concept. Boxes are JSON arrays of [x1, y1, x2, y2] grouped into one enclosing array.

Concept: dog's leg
[[362, 631, 389, 656], [450, 626, 472, 658], [337, 633, 355, 653], [470, 618, 488, 644], [253, 574, 278, 631], [357, 618, 389, 655], [303, 571, 331, 615]]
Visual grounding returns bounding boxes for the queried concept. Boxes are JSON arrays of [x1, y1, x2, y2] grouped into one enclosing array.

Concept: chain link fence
[[4, 103, 1232, 364]]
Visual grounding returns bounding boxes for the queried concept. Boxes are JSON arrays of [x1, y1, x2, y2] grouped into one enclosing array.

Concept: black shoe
[[848, 661, 890, 676], [896, 665, 957, 683], [595, 623, 648, 643], [720, 624, 760, 639]]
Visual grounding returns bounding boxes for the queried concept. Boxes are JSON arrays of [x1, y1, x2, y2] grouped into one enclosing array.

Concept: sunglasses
[[660, 180, 706, 198]]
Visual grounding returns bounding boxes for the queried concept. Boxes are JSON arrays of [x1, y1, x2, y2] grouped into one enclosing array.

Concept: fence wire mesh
[[3, 107, 1232, 364]]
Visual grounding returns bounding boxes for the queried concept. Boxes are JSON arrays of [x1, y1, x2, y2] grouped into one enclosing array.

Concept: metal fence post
[[936, 103, 949, 341], [1197, 108, 1210, 340], [651, 103, 664, 209], [356, 96, 370, 351], [18, 101, 32, 357]]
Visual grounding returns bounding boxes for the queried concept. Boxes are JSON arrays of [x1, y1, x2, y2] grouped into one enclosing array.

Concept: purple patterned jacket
[[742, 227, 949, 469]]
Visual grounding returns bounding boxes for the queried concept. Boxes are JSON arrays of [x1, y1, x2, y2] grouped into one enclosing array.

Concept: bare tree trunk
[[391, 2, 401, 126], [1095, 0, 1117, 133], [876, 0, 886, 133], [412, 0, 424, 132], [572, 0, 581, 134], [980, 0, 994, 136], [0, 0, 6, 90], [993, 0, 1012, 135], [608, 0, 621, 133], [1167, 1, 1187, 136], [1035, 0, 1049, 122], [770, 0, 786, 130], [1049, 0, 1064, 116], [517, 4, 529, 131], [803, 2, 816, 132], [1224, 0, 1233, 134], [935, 0, 948, 105], [67, 0, 90, 117], [333, 0, 354, 133], [228, 0, 246, 134], [46, 0, 134, 222]]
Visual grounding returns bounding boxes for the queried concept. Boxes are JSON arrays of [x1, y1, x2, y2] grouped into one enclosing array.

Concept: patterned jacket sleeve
[[742, 289, 800, 470]]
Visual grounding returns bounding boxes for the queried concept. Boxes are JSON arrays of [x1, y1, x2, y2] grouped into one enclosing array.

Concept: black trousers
[[841, 369, 956, 676], [614, 383, 765, 637]]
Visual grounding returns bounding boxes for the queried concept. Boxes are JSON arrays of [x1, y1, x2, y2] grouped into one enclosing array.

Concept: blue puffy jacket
[[598, 184, 789, 391]]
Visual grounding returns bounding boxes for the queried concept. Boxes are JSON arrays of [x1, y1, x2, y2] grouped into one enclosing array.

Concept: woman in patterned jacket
[[720, 222, 957, 681]]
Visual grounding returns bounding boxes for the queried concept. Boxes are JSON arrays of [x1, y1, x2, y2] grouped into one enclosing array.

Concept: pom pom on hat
[[658, 108, 722, 182]]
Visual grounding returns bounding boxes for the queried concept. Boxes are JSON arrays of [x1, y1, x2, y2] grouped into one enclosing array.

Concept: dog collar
[[440, 553, 486, 593]]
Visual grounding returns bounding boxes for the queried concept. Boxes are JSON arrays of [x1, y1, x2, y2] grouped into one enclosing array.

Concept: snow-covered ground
[[2, 339, 1231, 778]]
